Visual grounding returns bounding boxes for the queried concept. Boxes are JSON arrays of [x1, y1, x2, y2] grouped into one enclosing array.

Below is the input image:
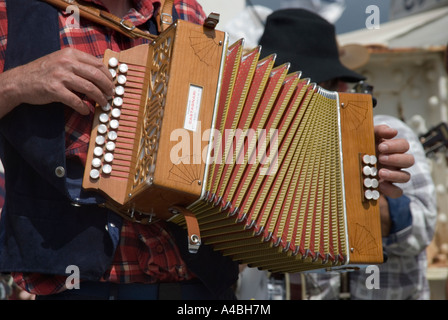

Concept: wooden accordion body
[[83, 20, 383, 272]]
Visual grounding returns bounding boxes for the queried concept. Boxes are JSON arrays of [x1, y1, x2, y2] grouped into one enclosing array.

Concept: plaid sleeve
[[174, 0, 206, 24]]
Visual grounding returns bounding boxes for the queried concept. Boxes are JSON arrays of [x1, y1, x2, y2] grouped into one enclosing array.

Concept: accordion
[[82, 19, 383, 272]]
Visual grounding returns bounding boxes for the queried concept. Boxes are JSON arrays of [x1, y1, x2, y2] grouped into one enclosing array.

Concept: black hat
[[258, 9, 365, 84]]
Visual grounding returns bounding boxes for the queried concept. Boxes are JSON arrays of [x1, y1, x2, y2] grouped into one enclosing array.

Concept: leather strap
[[40, 0, 220, 40], [169, 206, 202, 253], [155, 0, 174, 33], [40, 0, 161, 40]]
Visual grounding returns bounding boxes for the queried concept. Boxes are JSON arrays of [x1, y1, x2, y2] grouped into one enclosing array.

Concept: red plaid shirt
[[0, 0, 206, 295]]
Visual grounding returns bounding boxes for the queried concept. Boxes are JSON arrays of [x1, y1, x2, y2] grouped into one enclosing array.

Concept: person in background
[[256, 8, 437, 300]]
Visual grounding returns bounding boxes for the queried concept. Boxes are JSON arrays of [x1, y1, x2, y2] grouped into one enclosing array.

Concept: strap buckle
[[120, 19, 136, 31], [161, 12, 173, 25]]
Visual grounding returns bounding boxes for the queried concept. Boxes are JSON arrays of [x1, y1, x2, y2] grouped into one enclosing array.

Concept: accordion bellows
[[82, 20, 383, 272]]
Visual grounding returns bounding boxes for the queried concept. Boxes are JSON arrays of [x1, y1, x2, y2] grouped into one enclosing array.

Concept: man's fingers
[[378, 181, 404, 199], [378, 167, 411, 184], [57, 88, 90, 115], [374, 124, 398, 141], [378, 153, 415, 169], [4, 48, 113, 116], [377, 138, 410, 155], [70, 61, 114, 98], [59, 48, 114, 110], [69, 48, 113, 81], [65, 74, 110, 109]]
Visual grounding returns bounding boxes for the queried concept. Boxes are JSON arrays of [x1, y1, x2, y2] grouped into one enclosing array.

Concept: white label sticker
[[184, 85, 203, 132]]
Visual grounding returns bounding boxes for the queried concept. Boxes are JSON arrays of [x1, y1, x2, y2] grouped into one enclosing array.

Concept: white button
[[362, 166, 372, 176], [92, 158, 102, 168], [98, 124, 107, 134], [104, 153, 114, 162], [371, 178, 379, 188], [109, 68, 117, 78], [90, 169, 100, 179], [117, 75, 127, 85], [94, 146, 103, 157], [108, 57, 119, 68], [370, 167, 377, 176], [111, 108, 121, 118], [362, 154, 371, 164], [106, 142, 116, 152], [110, 119, 119, 129], [113, 97, 123, 107], [95, 135, 105, 145], [102, 164, 112, 174], [372, 190, 380, 200], [102, 102, 111, 112], [369, 155, 377, 165], [365, 189, 373, 200], [108, 131, 117, 141], [363, 178, 372, 188], [115, 86, 125, 96], [118, 63, 128, 73], [106, 141, 116, 151], [99, 113, 109, 123]]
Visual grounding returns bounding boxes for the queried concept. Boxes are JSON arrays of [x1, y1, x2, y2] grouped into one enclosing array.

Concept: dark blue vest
[[0, 0, 238, 297]]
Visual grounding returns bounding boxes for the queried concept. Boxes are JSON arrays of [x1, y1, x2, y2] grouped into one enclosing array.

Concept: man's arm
[[0, 47, 115, 119], [375, 114, 437, 254]]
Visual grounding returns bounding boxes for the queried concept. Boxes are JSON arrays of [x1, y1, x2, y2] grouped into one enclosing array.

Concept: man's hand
[[375, 124, 414, 198], [0, 47, 114, 118]]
